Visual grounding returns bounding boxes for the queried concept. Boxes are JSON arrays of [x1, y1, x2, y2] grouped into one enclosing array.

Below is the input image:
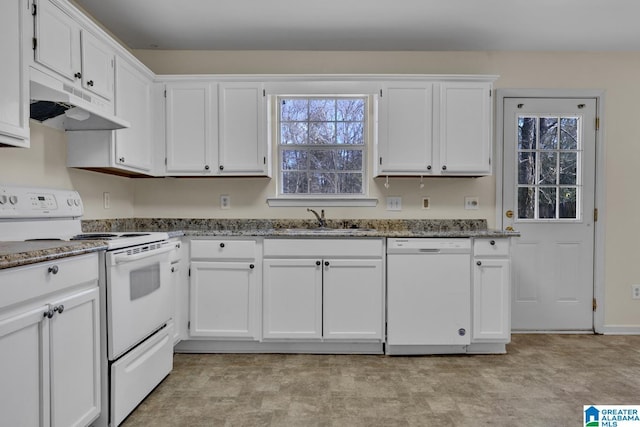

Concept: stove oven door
[[105, 242, 176, 360]]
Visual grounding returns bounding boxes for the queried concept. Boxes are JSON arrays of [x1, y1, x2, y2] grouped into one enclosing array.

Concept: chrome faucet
[[307, 208, 327, 228]]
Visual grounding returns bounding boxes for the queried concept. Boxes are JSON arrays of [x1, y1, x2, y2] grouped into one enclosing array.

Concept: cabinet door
[[439, 82, 492, 175], [34, 0, 82, 83], [473, 258, 510, 342], [376, 83, 433, 175], [323, 259, 383, 340], [114, 57, 153, 172], [218, 82, 268, 175], [0, 306, 48, 427], [80, 30, 114, 101], [49, 287, 100, 427], [165, 82, 216, 174], [263, 259, 322, 339], [190, 261, 259, 339], [0, 0, 29, 147]]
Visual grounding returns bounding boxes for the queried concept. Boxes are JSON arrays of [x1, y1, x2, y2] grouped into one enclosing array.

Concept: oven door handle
[[112, 245, 176, 264]]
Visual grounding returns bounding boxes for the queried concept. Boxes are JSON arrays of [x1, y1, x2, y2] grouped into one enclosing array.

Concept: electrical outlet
[[386, 196, 402, 211], [422, 197, 430, 209], [632, 285, 640, 300], [220, 195, 231, 209], [464, 196, 479, 210], [103, 192, 110, 209]]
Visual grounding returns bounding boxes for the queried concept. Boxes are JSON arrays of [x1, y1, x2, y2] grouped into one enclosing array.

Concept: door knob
[[505, 226, 514, 231], [505, 210, 514, 218]]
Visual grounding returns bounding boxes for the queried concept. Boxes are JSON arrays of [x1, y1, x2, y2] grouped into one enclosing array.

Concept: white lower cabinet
[[262, 239, 384, 342], [189, 239, 260, 340], [472, 238, 511, 342], [0, 254, 100, 427]]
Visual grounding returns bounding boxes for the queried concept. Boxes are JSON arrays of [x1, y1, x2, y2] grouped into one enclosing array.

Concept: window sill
[[267, 198, 378, 207]]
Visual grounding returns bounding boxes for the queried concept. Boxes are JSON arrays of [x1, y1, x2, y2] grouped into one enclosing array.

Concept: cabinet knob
[[48, 265, 59, 275], [249, 264, 255, 269], [324, 261, 330, 266], [426, 165, 432, 170], [74, 72, 82, 79], [490, 240, 496, 246], [204, 165, 210, 170], [476, 261, 482, 266], [458, 328, 466, 336], [442, 165, 447, 171], [43, 308, 54, 319], [171, 266, 175, 273], [54, 305, 64, 314], [219, 243, 225, 248], [119, 157, 125, 163], [87, 80, 94, 87], [219, 165, 224, 171], [316, 261, 321, 266]]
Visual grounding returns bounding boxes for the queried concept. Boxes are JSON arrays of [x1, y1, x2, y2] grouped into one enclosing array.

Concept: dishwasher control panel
[[387, 238, 471, 253]]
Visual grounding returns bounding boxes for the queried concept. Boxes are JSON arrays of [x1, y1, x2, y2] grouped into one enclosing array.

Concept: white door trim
[[495, 88, 606, 333]]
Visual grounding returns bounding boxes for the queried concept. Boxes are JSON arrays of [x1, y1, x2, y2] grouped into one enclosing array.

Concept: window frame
[[275, 94, 370, 199]]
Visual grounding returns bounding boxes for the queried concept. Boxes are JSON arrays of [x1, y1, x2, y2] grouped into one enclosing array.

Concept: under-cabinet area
[[175, 235, 510, 355]]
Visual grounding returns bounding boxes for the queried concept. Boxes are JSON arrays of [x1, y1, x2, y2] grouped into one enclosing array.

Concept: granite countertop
[[0, 240, 108, 270]]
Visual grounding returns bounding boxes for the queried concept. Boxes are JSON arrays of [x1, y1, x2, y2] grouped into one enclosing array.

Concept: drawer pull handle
[[48, 265, 59, 274], [476, 261, 482, 266], [249, 264, 255, 269], [316, 261, 321, 266], [490, 240, 496, 246], [219, 243, 225, 248], [324, 261, 330, 267]]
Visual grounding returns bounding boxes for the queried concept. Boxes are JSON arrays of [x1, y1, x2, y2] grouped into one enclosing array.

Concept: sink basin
[[280, 228, 376, 235]]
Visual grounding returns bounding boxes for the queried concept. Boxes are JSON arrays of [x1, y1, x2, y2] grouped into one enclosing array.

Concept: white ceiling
[[72, 0, 640, 51]]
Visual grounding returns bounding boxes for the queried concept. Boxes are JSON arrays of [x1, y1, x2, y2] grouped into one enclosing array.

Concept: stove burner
[[71, 233, 118, 240]]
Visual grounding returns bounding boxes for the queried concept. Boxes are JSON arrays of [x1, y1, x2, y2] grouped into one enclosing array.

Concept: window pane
[[560, 117, 578, 150], [559, 187, 577, 219], [337, 122, 364, 145], [518, 187, 535, 219], [559, 152, 577, 185], [281, 99, 308, 121], [282, 150, 308, 170], [539, 152, 557, 185], [337, 99, 365, 121], [539, 117, 558, 150], [282, 171, 308, 194], [335, 149, 363, 171], [309, 172, 336, 193], [518, 152, 536, 185], [337, 173, 363, 194], [518, 117, 536, 150], [538, 187, 557, 219], [280, 122, 308, 145], [309, 150, 336, 170], [309, 99, 336, 121], [309, 122, 336, 144]]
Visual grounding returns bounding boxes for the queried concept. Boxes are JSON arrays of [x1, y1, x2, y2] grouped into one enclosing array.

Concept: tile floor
[[121, 334, 640, 426]]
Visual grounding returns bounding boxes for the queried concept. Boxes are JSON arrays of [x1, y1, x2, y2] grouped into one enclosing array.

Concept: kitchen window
[[277, 96, 368, 196]]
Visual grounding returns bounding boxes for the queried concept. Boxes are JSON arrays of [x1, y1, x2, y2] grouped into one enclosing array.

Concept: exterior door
[[503, 97, 597, 331]]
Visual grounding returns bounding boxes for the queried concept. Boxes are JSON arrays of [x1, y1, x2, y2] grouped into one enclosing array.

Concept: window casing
[[277, 96, 368, 197]]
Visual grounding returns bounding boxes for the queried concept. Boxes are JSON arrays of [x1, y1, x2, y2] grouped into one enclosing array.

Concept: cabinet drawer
[[190, 239, 257, 260], [473, 238, 509, 257], [0, 253, 99, 311]]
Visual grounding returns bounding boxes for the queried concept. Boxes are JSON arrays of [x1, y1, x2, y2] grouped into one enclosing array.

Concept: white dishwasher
[[386, 238, 471, 355]]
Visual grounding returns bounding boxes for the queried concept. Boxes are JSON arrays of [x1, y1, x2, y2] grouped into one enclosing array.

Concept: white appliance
[[0, 185, 177, 427], [386, 238, 471, 355]]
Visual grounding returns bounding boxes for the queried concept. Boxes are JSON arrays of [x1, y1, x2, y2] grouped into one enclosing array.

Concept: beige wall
[[3, 50, 640, 328]]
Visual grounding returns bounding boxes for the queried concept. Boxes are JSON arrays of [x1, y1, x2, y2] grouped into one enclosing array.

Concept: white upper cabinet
[[0, 0, 30, 147], [164, 80, 269, 176], [439, 82, 492, 175], [375, 78, 494, 177], [376, 83, 434, 175], [33, 0, 114, 102], [218, 82, 269, 175]]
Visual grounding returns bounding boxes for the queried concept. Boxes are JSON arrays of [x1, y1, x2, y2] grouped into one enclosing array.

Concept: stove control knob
[[8, 195, 18, 205], [74, 199, 80, 206], [67, 198, 73, 206], [0, 195, 7, 205]]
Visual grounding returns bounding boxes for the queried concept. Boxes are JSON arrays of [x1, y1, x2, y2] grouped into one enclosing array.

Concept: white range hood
[[29, 67, 130, 131]]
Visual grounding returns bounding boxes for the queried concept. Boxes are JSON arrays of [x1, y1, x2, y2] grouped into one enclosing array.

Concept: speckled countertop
[[0, 240, 107, 270], [0, 219, 518, 270]]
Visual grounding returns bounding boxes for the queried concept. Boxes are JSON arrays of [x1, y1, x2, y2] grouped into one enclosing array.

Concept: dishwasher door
[[387, 238, 471, 349]]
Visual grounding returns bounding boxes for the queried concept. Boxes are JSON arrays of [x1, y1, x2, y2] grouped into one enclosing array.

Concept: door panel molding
[[495, 89, 606, 333]]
